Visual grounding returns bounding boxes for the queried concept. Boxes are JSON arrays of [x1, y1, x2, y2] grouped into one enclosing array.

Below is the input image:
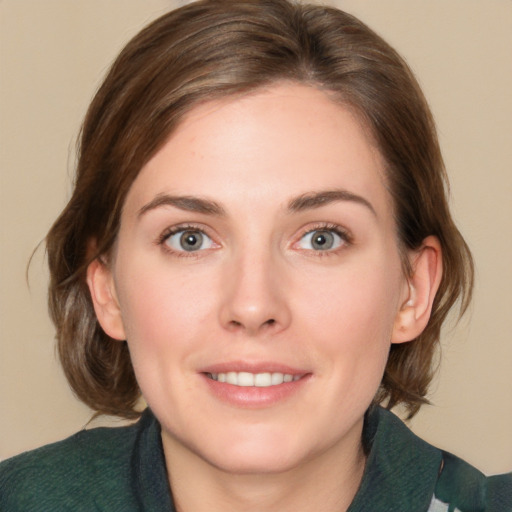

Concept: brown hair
[[46, 0, 473, 419]]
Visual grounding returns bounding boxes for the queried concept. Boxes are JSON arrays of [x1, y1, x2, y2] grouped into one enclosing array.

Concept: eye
[[297, 229, 346, 251], [164, 229, 215, 252]]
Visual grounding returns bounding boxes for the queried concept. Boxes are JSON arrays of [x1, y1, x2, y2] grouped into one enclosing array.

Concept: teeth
[[208, 372, 301, 387], [254, 373, 271, 387], [237, 372, 254, 386]]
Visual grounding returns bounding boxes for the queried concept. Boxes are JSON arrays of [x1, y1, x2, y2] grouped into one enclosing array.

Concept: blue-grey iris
[[311, 230, 335, 250], [180, 231, 203, 251]]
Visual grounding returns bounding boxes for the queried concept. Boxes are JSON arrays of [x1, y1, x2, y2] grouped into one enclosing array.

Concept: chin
[[190, 426, 308, 475], [208, 445, 303, 476]]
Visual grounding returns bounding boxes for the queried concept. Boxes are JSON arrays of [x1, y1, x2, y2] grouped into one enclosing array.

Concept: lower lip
[[201, 374, 310, 408]]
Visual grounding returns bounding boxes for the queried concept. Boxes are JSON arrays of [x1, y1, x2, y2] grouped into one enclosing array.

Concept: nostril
[[225, 317, 279, 333]]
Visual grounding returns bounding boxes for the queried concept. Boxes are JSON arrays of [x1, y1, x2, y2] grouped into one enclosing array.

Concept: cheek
[[114, 259, 217, 352], [293, 253, 403, 373], [300, 261, 401, 336], [112, 260, 221, 409]]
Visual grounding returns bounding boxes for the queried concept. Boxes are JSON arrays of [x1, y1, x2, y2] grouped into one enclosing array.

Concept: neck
[[163, 421, 366, 512]]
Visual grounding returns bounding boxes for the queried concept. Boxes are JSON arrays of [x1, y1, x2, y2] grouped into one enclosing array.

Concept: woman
[[1, 0, 510, 510]]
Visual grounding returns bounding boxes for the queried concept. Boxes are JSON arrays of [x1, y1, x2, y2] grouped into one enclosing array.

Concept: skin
[[88, 83, 441, 512]]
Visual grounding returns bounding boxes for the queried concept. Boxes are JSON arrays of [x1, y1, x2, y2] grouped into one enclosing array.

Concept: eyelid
[[156, 223, 220, 255], [291, 223, 353, 252]]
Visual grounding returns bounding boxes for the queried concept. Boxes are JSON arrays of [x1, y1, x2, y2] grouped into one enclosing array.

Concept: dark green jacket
[[1, 407, 510, 511]]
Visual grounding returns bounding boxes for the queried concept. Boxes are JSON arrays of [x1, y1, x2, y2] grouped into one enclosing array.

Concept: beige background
[[1, 1, 511, 474]]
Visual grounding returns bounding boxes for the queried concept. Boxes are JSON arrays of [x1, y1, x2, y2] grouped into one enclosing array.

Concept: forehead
[[124, 83, 391, 218]]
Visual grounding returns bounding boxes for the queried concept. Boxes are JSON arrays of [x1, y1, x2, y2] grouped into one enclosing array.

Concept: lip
[[199, 361, 311, 408], [200, 361, 308, 375]]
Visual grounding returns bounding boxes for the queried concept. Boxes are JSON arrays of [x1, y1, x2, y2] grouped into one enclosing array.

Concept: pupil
[[315, 234, 326, 245], [312, 231, 334, 250], [180, 231, 202, 251]]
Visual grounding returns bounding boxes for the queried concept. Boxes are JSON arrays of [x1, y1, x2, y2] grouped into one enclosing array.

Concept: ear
[[392, 236, 443, 344], [86, 258, 126, 341]]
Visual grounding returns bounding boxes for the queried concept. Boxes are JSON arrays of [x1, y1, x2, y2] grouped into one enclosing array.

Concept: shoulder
[[432, 450, 512, 512], [0, 419, 141, 511], [365, 408, 512, 512]]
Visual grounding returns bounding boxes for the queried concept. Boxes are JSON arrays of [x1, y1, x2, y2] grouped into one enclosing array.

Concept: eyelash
[[155, 222, 353, 257], [155, 224, 216, 257], [294, 223, 353, 255]]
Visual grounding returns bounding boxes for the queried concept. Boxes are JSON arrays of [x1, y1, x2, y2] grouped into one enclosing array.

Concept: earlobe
[[392, 236, 443, 344], [86, 258, 126, 341]]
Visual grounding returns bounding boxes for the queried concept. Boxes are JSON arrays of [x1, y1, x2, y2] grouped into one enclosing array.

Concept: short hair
[[46, 0, 473, 419]]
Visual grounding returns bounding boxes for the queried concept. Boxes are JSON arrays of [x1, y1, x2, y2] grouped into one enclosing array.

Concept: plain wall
[[1, 0, 511, 474]]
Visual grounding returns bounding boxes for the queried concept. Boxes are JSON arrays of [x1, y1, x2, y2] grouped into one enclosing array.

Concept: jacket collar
[[132, 409, 176, 511], [133, 407, 441, 511], [348, 406, 442, 511]]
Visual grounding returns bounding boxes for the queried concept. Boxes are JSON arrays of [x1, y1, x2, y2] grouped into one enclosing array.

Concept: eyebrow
[[287, 189, 376, 216], [138, 189, 375, 218], [138, 194, 226, 217]]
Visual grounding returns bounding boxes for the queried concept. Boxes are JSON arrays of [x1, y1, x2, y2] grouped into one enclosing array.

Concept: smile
[[207, 371, 302, 387]]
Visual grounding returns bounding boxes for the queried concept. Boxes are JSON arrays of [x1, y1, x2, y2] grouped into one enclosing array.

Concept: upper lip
[[199, 361, 309, 376]]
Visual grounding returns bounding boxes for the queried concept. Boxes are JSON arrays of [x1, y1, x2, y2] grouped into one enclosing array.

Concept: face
[[96, 84, 413, 475]]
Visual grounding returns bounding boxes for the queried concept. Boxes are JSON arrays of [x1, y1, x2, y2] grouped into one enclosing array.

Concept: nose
[[218, 249, 291, 336]]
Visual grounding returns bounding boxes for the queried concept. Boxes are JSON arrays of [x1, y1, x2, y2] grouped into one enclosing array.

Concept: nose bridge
[[219, 240, 291, 335]]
